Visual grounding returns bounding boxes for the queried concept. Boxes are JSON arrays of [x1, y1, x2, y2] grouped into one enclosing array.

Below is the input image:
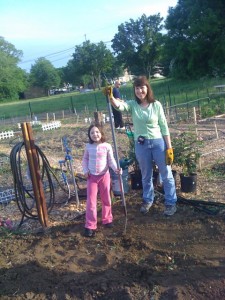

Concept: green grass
[[0, 91, 108, 119], [0, 77, 225, 119], [203, 160, 225, 179]]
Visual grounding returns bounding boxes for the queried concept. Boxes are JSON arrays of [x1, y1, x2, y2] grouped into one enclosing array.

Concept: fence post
[[187, 102, 189, 119], [28, 102, 33, 120], [193, 107, 198, 137], [94, 94, 99, 111], [70, 96, 75, 113], [94, 111, 103, 126], [214, 121, 219, 139], [168, 85, 172, 107], [166, 102, 170, 123]]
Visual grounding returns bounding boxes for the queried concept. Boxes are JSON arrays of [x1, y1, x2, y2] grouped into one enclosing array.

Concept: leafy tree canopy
[[0, 36, 23, 63], [111, 14, 164, 78], [68, 40, 114, 89], [165, 0, 225, 78], [0, 37, 27, 101], [29, 57, 61, 92]]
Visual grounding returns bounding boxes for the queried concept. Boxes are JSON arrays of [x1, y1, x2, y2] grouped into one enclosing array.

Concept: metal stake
[[105, 94, 127, 234]]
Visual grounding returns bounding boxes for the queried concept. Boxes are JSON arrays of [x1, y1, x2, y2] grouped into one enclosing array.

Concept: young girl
[[82, 124, 121, 237]]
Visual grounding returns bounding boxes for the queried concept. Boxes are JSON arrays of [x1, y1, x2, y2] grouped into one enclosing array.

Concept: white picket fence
[[0, 121, 61, 140], [42, 121, 61, 131], [0, 189, 15, 204], [0, 130, 14, 140]]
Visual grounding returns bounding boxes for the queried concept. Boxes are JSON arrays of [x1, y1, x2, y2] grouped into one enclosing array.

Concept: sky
[[0, 0, 178, 72]]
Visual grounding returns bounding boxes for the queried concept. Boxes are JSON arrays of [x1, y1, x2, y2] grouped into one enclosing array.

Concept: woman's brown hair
[[133, 76, 155, 104], [88, 124, 106, 144]]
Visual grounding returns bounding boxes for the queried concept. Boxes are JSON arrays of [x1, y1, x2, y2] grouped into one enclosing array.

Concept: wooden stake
[[21, 122, 48, 227], [193, 107, 198, 137], [94, 111, 103, 126], [214, 121, 219, 139]]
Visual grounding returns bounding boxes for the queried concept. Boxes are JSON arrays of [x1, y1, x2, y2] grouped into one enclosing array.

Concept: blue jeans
[[135, 138, 177, 206]]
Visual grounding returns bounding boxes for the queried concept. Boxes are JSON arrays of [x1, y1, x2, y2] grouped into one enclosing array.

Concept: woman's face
[[90, 126, 102, 143], [134, 85, 148, 101]]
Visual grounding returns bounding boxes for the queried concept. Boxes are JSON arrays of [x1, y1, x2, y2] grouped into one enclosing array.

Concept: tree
[[0, 37, 27, 100], [111, 14, 164, 77], [69, 40, 114, 89], [0, 36, 23, 62], [63, 56, 89, 88], [165, 0, 225, 78], [29, 58, 61, 94]]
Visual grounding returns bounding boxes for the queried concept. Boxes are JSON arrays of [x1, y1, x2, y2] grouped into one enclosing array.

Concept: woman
[[107, 76, 177, 216]]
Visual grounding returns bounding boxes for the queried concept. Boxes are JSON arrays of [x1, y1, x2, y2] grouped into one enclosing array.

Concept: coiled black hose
[[10, 142, 57, 225], [10, 141, 87, 226]]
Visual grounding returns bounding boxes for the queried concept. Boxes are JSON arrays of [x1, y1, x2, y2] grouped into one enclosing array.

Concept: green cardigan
[[117, 100, 170, 141]]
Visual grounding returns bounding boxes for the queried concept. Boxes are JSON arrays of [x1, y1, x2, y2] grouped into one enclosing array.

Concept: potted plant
[[172, 131, 204, 193]]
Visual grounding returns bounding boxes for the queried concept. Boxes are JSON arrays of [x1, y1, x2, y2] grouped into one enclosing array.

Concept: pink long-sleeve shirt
[[82, 142, 117, 175]]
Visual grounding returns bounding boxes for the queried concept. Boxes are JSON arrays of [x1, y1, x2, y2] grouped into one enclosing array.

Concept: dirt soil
[[0, 120, 225, 300]]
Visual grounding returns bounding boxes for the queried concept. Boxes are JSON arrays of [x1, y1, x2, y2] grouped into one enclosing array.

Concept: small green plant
[[172, 131, 204, 176], [201, 98, 225, 118]]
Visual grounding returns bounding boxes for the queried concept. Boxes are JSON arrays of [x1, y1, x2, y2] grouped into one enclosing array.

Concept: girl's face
[[135, 85, 148, 101], [90, 126, 102, 143]]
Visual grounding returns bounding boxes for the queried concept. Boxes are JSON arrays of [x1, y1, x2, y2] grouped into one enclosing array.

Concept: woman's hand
[[166, 148, 174, 165], [102, 86, 113, 98], [103, 86, 121, 109]]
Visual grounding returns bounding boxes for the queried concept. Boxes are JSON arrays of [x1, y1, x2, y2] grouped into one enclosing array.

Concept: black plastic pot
[[130, 170, 142, 190], [180, 173, 197, 193], [153, 170, 159, 186]]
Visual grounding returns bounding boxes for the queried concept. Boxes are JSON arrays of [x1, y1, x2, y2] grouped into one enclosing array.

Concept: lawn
[[0, 77, 224, 120]]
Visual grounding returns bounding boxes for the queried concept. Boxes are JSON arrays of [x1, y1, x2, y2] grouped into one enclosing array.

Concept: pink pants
[[85, 172, 113, 230]]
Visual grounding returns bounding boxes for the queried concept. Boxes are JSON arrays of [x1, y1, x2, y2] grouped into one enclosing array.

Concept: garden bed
[[0, 118, 225, 299]]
